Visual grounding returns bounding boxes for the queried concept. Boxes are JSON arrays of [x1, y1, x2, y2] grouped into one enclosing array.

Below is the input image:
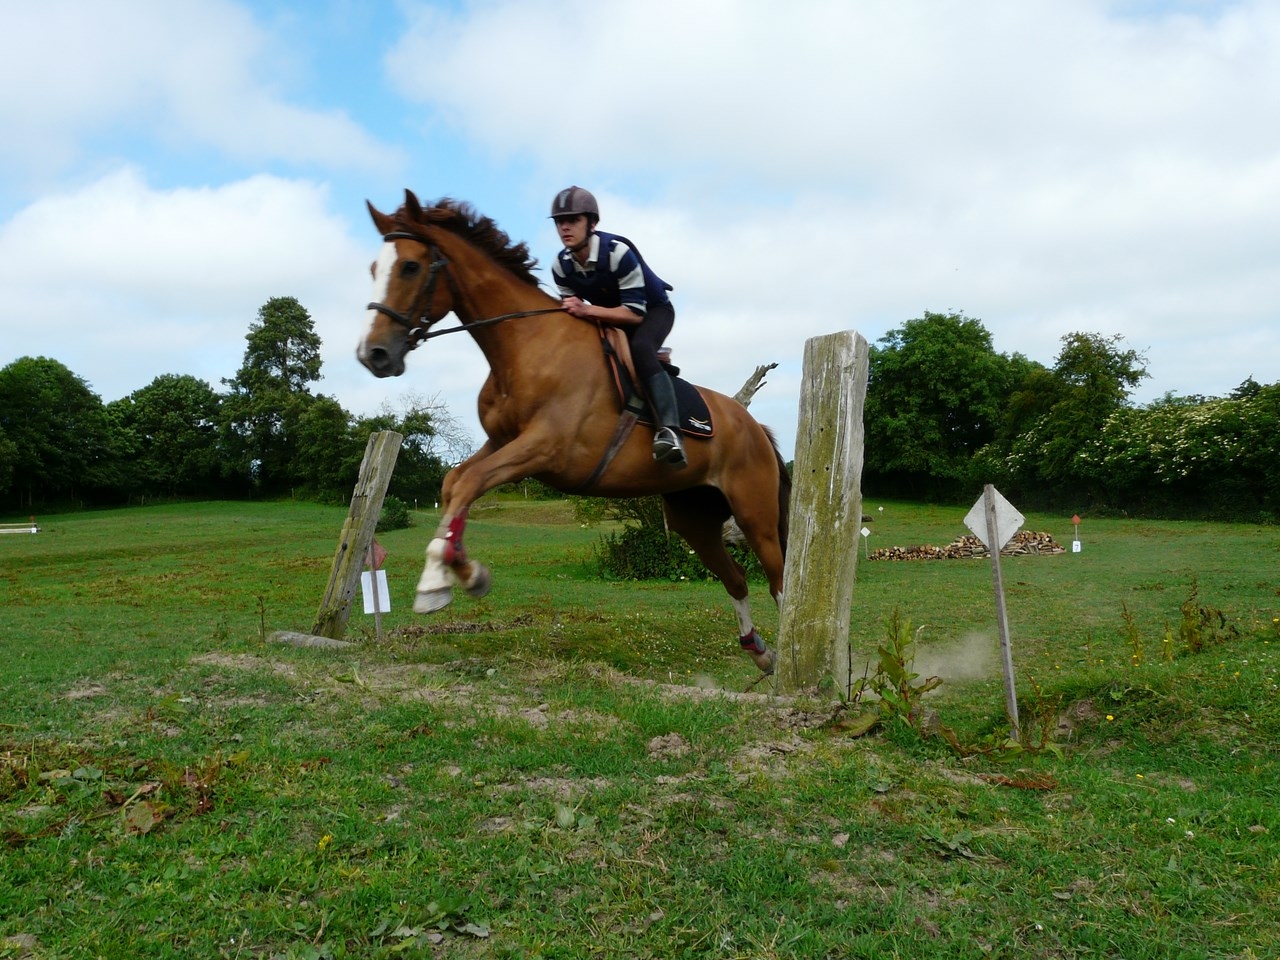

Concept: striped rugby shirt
[[552, 231, 670, 318]]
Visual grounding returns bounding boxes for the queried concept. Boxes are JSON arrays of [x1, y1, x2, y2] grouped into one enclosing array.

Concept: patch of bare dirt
[[61, 683, 108, 701], [646, 732, 691, 760], [190, 652, 298, 678], [1056, 698, 1101, 739], [731, 733, 813, 778], [393, 615, 535, 637], [490, 775, 612, 801], [622, 674, 845, 730]]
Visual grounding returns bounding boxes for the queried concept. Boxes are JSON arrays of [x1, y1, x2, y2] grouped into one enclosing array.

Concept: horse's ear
[[404, 189, 424, 220], [367, 200, 394, 235]]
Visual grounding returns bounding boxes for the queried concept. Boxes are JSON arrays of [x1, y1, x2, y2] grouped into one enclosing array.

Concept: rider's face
[[554, 214, 590, 251]]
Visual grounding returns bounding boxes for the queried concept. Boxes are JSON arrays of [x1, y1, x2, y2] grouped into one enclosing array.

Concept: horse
[[356, 190, 790, 674]]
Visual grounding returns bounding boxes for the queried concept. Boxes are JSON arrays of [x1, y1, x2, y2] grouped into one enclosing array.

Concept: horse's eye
[[400, 261, 421, 279]]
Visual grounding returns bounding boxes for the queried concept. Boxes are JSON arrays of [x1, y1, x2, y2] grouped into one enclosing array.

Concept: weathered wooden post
[[776, 331, 869, 697], [312, 430, 403, 639]]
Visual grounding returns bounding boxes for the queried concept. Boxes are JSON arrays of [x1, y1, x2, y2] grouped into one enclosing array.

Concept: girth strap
[[572, 409, 642, 494]]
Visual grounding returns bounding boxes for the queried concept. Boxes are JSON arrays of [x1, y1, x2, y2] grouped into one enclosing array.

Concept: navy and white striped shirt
[[552, 232, 662, 318]]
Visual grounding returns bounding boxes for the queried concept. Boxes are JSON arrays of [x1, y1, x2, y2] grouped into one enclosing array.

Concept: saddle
[[596, 325, 714, 438]]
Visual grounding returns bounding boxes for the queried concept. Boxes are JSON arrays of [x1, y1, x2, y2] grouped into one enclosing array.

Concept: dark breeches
[[627, 301, 676, 381]]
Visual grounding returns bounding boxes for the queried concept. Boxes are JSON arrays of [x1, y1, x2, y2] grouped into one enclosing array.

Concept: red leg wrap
[[442, 513, 468, 566]]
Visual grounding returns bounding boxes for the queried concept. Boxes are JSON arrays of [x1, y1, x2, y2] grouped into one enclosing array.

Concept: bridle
[[366, 230, 565, 348]]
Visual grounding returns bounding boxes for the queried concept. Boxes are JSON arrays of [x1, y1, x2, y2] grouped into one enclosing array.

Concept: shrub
[[593, 521, 764, 582], [377, 495, 410, 532], [594, 523, 706, 580]]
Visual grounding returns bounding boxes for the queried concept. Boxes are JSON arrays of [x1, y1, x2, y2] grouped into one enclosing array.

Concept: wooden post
[[368, 542, 384, 643], [776, 331, 869, 697], [312, 430, 403, 639], [983, 485, 1021, 741]]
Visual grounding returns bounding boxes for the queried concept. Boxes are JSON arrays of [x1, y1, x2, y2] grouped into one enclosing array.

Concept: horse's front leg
[[414, 436, 554, 614], [415, 506, 492, 613]]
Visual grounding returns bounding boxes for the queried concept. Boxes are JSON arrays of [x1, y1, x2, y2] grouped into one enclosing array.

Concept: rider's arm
[[561, 299, 643, 327]]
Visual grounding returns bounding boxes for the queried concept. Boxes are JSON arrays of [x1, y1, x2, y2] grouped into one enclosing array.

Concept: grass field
[[1, 498, 1278, 959]]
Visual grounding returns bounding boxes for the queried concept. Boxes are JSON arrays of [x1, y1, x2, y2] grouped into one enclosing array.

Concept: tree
[[107, 374, 223, 500], [220, 297, 324, 494], [863, 311, 1023, 500], [1079, 381, 1279, 520], [293, 395, 361, 499], [0, 426, 16, 497], [234, 296, 323, 395], [354, 394, 466, 504], [0, 356, 121, 507], [1025, 332, 1147, 494], [1230, 376, 1263, 400]]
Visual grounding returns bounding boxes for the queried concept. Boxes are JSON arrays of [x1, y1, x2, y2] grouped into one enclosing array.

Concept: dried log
[[868, 530, 1065, 561]]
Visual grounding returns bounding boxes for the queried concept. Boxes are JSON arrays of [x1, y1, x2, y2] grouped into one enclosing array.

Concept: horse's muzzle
[[357, 343, 405, 378]]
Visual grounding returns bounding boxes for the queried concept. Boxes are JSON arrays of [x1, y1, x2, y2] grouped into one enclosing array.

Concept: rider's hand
[[561, 296, 591, 319]]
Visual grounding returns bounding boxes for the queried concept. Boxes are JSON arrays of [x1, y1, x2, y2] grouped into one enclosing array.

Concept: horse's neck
[[445, 244, 594, 378]]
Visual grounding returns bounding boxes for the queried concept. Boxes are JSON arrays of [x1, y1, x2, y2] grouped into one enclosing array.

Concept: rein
[[367, 230, 566, 347]]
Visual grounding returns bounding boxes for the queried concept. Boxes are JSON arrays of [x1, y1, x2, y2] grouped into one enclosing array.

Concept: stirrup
[[652, 427, 687, 467]]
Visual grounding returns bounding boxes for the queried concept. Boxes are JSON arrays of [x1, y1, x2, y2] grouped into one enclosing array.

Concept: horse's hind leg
[[663, 489, 776, 675]]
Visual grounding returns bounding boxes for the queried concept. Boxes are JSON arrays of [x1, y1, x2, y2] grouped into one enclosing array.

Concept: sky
[[1, 0, 1276, 462]]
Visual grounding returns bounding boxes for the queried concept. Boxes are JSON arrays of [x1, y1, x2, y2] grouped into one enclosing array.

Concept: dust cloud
[[856, 630, 1000, 685]]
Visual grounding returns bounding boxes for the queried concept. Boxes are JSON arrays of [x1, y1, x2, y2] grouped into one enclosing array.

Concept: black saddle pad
[[597, 327, 714, 438], [651, 374, 713, 439]]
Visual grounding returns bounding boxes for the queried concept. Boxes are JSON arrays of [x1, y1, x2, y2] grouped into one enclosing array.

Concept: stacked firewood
[[869, 530, 1064, 561]]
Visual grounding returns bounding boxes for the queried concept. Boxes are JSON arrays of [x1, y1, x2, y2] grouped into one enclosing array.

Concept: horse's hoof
[[414, 587, 454, 614], [747, 646, 777, 676], [464, 562, 492, 599]]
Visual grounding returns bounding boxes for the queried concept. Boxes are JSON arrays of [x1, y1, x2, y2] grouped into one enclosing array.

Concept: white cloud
[[0, 0, 400, 178], [2, 1, 1277, 465], [0, 170, 371, 400], [383, 0, 1280, 454], [389, 1, 1279, 184]]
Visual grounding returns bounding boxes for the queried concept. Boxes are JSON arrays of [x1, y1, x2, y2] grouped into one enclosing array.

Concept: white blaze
[[358, 242, 399, 358]]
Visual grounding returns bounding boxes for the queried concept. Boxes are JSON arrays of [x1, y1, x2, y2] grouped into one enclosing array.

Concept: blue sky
[[1, 0, 1275, 461]]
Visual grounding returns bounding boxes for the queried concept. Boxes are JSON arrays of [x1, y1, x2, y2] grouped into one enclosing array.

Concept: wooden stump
[[311, 431, 402, 639]]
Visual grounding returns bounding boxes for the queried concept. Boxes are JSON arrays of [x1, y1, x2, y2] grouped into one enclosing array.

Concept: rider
[[549, 186, 686, 468]]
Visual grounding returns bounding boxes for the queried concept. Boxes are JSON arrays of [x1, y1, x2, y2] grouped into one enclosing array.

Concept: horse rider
[[549, 186, 686, 468]]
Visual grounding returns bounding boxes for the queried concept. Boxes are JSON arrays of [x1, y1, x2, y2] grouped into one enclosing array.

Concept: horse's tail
[[765, 427, 791, 560]]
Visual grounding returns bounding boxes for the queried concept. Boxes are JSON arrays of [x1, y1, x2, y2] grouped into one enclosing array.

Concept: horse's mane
[[396, 197, 541, 287]]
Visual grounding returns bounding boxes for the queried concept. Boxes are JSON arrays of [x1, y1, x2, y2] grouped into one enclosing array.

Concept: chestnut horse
[[357, 190, 789, 674]]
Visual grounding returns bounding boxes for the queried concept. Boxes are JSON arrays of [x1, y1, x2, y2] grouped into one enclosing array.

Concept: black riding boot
[[644, 372, 687, 468]]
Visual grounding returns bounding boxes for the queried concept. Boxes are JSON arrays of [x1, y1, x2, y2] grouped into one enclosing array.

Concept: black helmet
[[550, 185, 599, 221]]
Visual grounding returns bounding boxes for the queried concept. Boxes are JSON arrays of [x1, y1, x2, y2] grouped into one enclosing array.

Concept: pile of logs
[[869, 530, 1065, 561]]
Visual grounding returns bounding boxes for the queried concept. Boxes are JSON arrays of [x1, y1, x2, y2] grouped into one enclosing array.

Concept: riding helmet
[[550, 186, 599, 221]]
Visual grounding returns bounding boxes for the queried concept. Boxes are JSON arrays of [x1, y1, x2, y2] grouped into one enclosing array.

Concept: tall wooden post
[[776, 331, 869, 696], [312, 431, 402, 639]]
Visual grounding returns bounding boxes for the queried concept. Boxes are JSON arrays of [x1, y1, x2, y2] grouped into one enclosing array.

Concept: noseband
[[366, 231, 567, 348]]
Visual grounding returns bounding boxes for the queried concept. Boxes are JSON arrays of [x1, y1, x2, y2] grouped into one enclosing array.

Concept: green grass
[[2, 498, 1279, 959]]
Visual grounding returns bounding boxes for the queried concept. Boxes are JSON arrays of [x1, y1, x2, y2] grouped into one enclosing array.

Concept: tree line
[[862, 312, 1278, 522], [0, 297, 467, 511], [3, 302, 1275, 522]]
